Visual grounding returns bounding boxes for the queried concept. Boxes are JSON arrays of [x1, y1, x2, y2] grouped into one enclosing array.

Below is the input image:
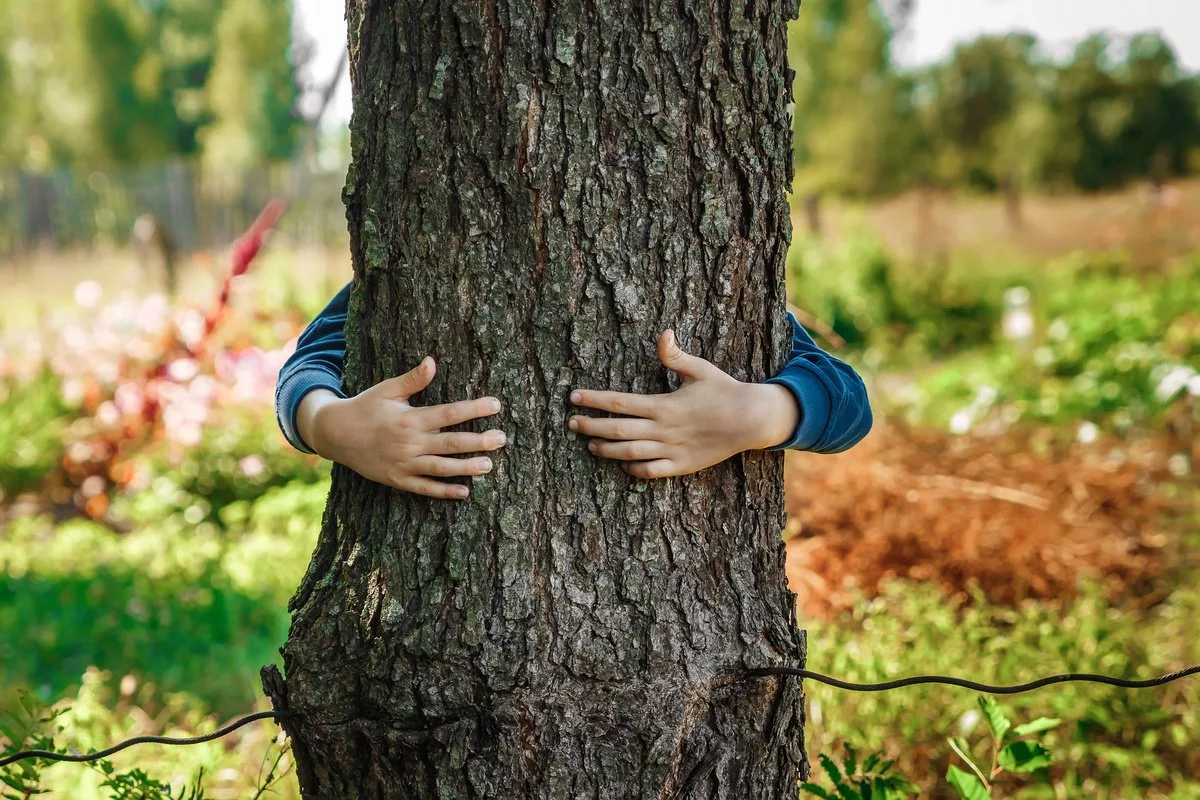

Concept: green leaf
[[862, 752, 881, 774], [873, 774, 920, 798], [818, 753, 844, 786], [801, 783, 835, 800], [844, 743, 858, 776], [978, 696, 1011, 743], [946, 764, 991, 800], [1013, 717, 1062, 737], [998, 740, 1052, 773]]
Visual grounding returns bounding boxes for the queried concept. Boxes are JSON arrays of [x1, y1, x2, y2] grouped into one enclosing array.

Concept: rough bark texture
[[265, 1, 807, 797]]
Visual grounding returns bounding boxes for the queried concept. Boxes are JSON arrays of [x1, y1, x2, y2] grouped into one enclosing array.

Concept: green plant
[[945, 697, 1061, 798], [802, 744, 919, 799], [0, 371, 68, 498], [0, 675, 295, 800], [0, 690, 208, 800], [806, 580, 1200, 798]]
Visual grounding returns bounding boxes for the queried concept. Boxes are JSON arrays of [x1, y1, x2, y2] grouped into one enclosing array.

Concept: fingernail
[[455, 486, 469, 499], [489, 399, 502, 413], [479, 458, 493, 473], [570, 391, 582, 404], [490, 431, 507, 447], [588, 441, 596, 452], [568, 417, 578, 431]]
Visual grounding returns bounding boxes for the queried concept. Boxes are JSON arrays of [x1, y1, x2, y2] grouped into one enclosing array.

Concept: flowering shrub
[[0, 279, 315, 517]]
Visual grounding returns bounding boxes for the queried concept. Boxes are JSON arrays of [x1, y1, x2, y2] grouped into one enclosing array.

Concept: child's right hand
[[295, 357, 506, 500]]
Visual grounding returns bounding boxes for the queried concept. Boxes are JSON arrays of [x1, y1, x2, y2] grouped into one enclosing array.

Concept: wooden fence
[[0, 160, 349, 260]]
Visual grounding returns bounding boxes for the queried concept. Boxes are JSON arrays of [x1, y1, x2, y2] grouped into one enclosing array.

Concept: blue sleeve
[[274, 283, 351, 453], [764, 313, 873, 454]]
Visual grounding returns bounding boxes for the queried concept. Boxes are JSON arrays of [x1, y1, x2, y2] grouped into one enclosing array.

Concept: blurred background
[[0, 1, 1197, 798]]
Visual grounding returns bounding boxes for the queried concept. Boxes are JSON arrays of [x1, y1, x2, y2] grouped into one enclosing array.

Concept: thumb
[[657, 330, 715, 382], [376, 356, 436, 400]]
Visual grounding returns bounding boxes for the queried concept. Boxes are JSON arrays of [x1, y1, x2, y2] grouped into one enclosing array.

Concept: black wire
[[3, 664, 1198, 769], [0, 710, 292, 769], [745, 664, 1200, 694]]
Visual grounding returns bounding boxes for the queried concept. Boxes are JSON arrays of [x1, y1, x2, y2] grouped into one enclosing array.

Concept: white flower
[[1154, 366, 1194, 403], [95, 401, 120, 428], [1167, 454, 1190, 478], [950, 410, 972, 435], [74, 280, 103, 309], [1078, 422, 1099, 445], [167, 358, 200, 383]]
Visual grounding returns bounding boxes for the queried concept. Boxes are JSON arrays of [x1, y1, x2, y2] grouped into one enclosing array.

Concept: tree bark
[[264, 1, 807, 797]]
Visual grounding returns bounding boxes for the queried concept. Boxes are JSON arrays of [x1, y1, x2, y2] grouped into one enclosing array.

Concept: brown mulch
[[784, 422, 1181, 618]]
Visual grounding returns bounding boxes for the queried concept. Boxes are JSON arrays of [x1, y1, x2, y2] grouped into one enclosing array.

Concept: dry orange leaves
[[784, 422, 1184, 618]]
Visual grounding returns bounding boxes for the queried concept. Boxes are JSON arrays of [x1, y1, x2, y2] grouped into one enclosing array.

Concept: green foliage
[[0, 371, 67, 498], [786, 3, 1200, 198], [787, 233, 1005, 356], [942, 697, 1060, 797], [899, 253, 1200, 431], [0, 480, 325, 714], [0, 0, 300, 170], [806, 580, 1200, 797], [0, 677, 293, 799], [789, 0, 923, 198], [802, 744, 919, 798], [200, 0, 300, 171], [119, 414, 329, 529]]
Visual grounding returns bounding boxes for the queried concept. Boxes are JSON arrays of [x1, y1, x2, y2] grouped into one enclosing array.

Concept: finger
[[569, 415, 658, 441], [414, 455, 495, 478], [417, 396, 503, 429], [395, 476, 471, 500], [427, 430, 507, 455], [657, 330, 717, 382], [569, 388, 660, 418], [375, 356, 436, 400], [587, 439, 668, 461], [621, 459, 679, 480]]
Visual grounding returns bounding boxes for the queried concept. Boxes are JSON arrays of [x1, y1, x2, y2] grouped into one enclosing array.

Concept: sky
[[294, 0, 1200, 127]]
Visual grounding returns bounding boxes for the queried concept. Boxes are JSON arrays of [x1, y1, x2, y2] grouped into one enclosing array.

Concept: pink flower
[[239, 455, 266, 478]]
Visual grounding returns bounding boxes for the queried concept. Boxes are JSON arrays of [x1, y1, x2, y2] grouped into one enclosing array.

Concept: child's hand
[[568, 331, 799, 479], [296, 357, 506, 500]]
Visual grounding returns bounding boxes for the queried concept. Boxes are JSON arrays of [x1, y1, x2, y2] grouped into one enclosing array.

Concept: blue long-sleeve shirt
[[275, 283, 873, 456]]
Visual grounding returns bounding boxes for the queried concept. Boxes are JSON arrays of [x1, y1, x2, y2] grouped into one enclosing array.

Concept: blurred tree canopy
[[0, 0, 300, 172], [1, 0, 1197, 197], [790, 0, 1200, 199]]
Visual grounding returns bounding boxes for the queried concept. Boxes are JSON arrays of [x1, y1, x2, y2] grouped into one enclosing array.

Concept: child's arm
[[275, 284, 507, 500], [568, 313, 872, 479]]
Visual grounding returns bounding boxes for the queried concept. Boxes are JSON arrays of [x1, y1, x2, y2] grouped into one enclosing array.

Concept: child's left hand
[[569, 331, 799, 479]]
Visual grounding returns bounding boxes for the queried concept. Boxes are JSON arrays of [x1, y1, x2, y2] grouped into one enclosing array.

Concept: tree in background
[[200, 0, 300, 172], [0, 0, 300, 172], [788, 0, 924, 231]]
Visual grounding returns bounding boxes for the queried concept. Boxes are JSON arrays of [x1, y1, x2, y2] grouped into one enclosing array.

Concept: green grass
[[0, 481, 326, 715]]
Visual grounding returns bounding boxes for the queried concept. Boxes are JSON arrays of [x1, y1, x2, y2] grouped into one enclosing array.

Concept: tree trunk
[[264, 1, 807, 797]]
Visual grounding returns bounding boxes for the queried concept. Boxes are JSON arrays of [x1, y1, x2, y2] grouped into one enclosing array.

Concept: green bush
[[897, 255, 1200, 432], [786, 234, 1007, 357], [805, 580, 1200, 798], [0, 371, 68, 498]]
